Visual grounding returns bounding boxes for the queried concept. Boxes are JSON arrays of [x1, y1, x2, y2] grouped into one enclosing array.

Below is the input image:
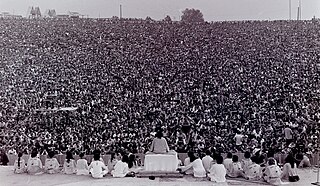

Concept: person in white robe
[[76, 153, 89, 175], [227, 155, 245, 178], [62, 151, 76, 174], [44, 151, 60, 174], [111, 154, 132, 177], [14, 152, 26, 174], [202, 150, 213, 173], [27, 151, 43, 175], [263, 158, 282, 185], [208, 155, 226, 182], [244, 156, 261, 180], [89, 153, 108, 178], [179, 152, 206, 178]]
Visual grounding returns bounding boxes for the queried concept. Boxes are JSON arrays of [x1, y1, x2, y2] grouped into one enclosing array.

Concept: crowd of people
[[0, 18, 319, 159]]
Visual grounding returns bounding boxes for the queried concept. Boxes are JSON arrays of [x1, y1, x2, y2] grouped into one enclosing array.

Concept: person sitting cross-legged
[[208, 155, 226, 183], [76, 152, 89, 175], [111, 154, 135, 177], [178, 152, 206, 178], [244, 156, 262, 181], [27, 150, 43, 175], [227, 155, 245, 178], [44, 151, 60, 174], [14, 152, 26, 174], [263, 158, 282, 185], [89, 153, 108, 178]]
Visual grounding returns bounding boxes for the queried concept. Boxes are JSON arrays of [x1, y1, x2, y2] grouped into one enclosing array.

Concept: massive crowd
[[0, 18, 319, 158]]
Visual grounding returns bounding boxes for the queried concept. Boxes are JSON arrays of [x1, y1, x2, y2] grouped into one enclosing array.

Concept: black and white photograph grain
[[0, 0, 319, 185]]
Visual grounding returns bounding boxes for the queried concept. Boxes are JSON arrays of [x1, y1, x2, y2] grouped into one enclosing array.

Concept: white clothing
[[76, 159, 89, 175], [245, 163, 261, 180], [241, 158, 252, 172], [181, 158, 206, 178], [202, 155, 213, 173], [227, 162, 244, 178], [44, 158, 60, 174], [150, 137, 169, 154], [184, 157, 193, 175], [223, 158, 232, 172], [27, 157, 43, 174], [89, 160, 108, 178], [63, 159, 76, 174], [111, 160, 129, 178], [264, 164, 282, 185], [281, 163, 298, 180], [208, 164, 226, 182], [234, 134, 243, 145], [14, 158, 26, 174]]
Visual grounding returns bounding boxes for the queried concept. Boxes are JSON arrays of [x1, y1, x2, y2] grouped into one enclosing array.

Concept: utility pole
[[289, 0, 292, 20], [299, 0, 302, 20], [120, 4, 122, 19]]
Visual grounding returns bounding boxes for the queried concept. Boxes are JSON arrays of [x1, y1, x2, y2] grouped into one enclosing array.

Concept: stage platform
[[0, 166, 318, 186]]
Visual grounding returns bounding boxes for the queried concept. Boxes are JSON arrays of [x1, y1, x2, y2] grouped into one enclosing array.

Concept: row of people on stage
[[13, 150, 137, 178], [177, 150, 306, 184]]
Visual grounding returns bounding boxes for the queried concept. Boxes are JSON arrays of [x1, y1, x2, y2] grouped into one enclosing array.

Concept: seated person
[[202, 150, 213, 173], [89, 153, 108, 178], [281, 154, 300, 182], [14, 152, 26, 174], [223, 152, 233, 172], [107, 152, 120, 173], [76, 152, 89, 175], [227, 155, 245, 178], [244, 156, 261, 181], [27, 151, 43, 175], [178, 152, 206, 178], [149, 130, 170, 154], [183, 151, 194, 175], [44, 151, 60, 174], [296, 153, 311, 168], [111, 154, 134, 177], [208, 155, 226, 183], [263, 158, 282, 185], [62, 151, 76, 174], [241, 151, 252, 173]]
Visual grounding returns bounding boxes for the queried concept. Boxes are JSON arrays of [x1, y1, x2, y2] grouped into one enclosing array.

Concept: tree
[[163, 15, 172, 23], [181, 8, 204, 23]]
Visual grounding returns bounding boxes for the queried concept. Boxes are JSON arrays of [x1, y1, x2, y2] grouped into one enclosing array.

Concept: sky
[[0, 0, 319, 21]]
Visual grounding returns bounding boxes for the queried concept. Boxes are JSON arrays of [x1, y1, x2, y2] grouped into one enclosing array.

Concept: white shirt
[[112, 160, 129, 177], [44, 158, 60, 172], [202, 155, 213, 173], [223, 158, 232, 172], [76, 159, 89, 171], [14, 158, 26, 174], [209, 164, 226, 182], [181, 158, 206, 178], [89, 160, 108, 178], [63, 160, 76, 174], [27, 157, 43, 173]]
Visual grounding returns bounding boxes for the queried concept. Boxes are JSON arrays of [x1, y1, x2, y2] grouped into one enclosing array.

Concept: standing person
[[208, 155, 226, 183], [89, 153, 108, 178], [178, 152, 206, 178], [44, 151, 60, 174], [202, 150, 213, 173], [14, 152, 26, 174], [281, 154, 300, 182], [62, 151, 76, 174], [263, 158, 282, 185], [234, 131, 243, 152], [76, 152, 89, 175], [27, 150, 43, 175], [284, 125, 293, 147]]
